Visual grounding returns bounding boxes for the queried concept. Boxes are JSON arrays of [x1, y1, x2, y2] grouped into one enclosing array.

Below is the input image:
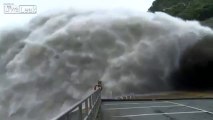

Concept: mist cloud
[[0, 10, 212, 120]]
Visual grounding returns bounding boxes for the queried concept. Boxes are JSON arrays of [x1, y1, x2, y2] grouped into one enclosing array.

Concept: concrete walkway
[[101, 99, 213, 120]]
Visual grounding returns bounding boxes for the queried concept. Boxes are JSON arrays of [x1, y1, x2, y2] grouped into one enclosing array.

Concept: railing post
[[78, 104, 82, 120], [67, 112, 70, 120], [91, 93, 94, 106], [85, 99, 89, 114], [89, 96, 92, 109]]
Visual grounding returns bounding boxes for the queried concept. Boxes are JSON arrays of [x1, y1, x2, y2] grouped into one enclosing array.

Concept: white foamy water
[[0, 10, 212, 120]]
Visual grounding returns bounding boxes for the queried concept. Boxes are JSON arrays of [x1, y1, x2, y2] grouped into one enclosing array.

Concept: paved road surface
[[101, 99, 213, 120]]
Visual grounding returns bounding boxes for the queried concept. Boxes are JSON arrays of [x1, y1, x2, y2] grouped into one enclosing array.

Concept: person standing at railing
[[94, 80, 103, 91]]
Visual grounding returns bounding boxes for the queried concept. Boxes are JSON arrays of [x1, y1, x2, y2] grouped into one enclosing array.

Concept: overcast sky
[[0, 0, 155, 28]]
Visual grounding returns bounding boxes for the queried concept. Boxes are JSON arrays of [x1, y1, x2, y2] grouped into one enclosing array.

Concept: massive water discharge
[[0, 10, 213, 120]]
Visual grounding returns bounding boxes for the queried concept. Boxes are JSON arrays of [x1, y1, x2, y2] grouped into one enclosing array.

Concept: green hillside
[[202, 17, 213, 28], [149, 0, 213, 28]]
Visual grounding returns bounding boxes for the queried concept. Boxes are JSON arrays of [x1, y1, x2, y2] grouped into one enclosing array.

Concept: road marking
[[166, 101, 213, 115], [105, 105, 183, 110], [104, 101, 168, 106], [104, 103, 142, 105], [112, 111, 205, 117]]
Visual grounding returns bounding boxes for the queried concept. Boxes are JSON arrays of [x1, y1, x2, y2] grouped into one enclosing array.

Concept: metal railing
[[116, 93, 136, 100], [52, 89, 102, 120]]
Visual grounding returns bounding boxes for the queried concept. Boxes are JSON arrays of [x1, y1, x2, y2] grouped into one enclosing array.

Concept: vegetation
[[202, 17, 213, 28], [149, 0, 213, 24]]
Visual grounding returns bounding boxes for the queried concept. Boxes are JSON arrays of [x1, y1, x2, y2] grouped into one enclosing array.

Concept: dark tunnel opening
[[170, 36, 213, 91]]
